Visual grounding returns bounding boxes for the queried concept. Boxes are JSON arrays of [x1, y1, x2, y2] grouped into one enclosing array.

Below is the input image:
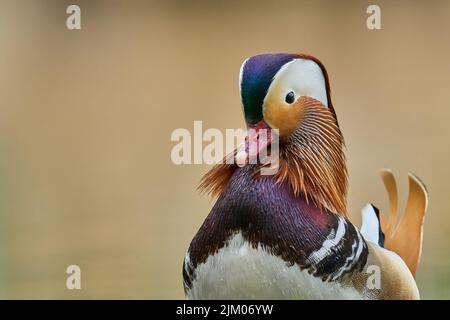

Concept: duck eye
[[285, 91, 295, 104]]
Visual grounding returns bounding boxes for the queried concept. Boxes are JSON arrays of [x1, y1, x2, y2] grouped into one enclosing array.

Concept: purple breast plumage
[[183, 165, 368, 294]]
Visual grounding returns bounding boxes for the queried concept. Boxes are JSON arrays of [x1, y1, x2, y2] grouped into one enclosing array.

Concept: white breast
[[185, 232, 363, 300]]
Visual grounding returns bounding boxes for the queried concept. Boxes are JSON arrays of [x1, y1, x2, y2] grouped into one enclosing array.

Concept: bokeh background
[[0, 0, 449, 299]]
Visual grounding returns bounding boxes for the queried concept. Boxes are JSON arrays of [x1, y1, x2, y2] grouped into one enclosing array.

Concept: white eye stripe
[[266, 58, 328, 107]]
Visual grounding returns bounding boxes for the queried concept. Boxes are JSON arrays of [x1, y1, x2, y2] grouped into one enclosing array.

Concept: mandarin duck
[[183, 53, 428, 299]]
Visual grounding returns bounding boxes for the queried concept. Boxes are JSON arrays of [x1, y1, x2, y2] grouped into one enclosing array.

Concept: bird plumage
[[378, 169, 428, 277], [184, 53, 428, 300]]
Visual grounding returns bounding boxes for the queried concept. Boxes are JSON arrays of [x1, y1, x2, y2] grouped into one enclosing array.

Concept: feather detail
[[275, 97, 347, 215], [360, 203, 385, 246], [198, 97, 347, 216], [197, 149, 237, 198], [376, 170, 428, 277]]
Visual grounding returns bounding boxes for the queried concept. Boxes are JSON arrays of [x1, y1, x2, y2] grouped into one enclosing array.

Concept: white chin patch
[[270, 58, 328, 107]]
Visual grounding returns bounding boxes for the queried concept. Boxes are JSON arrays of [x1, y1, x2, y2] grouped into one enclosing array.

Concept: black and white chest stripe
[[183, 216, 368, 292], [305, 216, 368, 282]]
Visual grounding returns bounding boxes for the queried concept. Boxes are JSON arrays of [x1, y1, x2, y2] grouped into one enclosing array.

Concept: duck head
[[240, 53, 337, 146], [202, 53, 348, 215]]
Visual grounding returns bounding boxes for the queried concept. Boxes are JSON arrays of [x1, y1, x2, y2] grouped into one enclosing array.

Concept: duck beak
[[246, 120, 273, 160], [235, 120, 273, 166]]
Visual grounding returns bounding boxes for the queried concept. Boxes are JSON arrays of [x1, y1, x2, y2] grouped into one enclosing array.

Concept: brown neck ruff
[[199, 97, 348, 216]]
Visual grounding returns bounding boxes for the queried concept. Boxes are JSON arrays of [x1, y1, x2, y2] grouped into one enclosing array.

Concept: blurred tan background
[[0, 0, 449, 299]]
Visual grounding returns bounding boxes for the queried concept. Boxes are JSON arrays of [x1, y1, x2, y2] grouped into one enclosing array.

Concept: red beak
[[245, 120, 273, 160]]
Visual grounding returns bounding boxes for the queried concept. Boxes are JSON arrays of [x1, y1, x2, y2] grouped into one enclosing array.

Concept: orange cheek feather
[[263, 97, 305, 139]]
